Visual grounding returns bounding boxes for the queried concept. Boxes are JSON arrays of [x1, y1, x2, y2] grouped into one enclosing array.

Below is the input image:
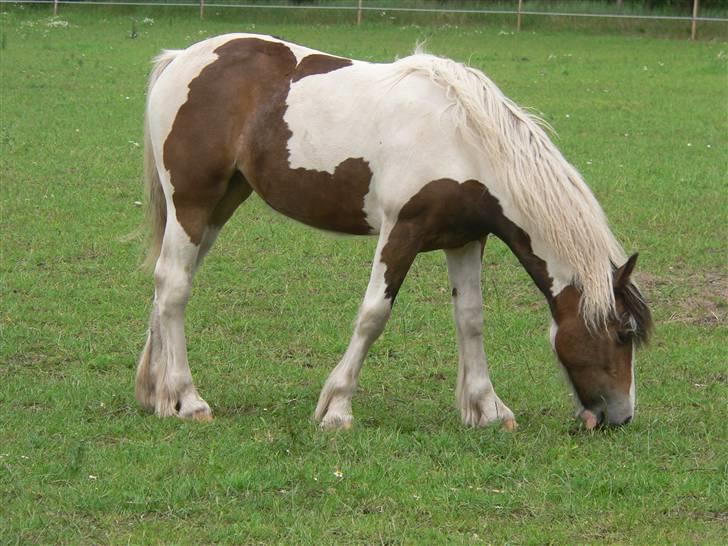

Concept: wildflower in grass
[[47, 19, 69, 29], [333, 469, 343, 478]]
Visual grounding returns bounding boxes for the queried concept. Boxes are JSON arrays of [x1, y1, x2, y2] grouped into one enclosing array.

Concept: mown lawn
[[1, 7, 726, 544]]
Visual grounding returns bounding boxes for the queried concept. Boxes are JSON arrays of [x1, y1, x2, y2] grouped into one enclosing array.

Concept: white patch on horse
[[446, 242, 515, 427], [284, 58, 576, 291], [285, 63, 487, 233], [394, 53, 625, 327]]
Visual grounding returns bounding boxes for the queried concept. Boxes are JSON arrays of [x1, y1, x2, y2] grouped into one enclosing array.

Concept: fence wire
[[3, 0, 726, 35]]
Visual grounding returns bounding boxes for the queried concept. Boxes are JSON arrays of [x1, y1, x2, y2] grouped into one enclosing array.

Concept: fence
[[5, 0, 727, 40]]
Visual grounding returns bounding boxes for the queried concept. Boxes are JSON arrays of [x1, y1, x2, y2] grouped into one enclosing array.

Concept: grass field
[[1, 6, 727, 544]]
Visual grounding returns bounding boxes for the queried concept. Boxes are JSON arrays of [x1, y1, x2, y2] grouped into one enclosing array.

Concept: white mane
[[396, 52, 626, 328]]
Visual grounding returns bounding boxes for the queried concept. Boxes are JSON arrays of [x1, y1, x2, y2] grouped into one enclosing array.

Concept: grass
[[1, 6, 727, 544]]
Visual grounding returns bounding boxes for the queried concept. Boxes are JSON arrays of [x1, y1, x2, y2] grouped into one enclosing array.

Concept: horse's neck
[[473, 178, 575, 314], [490, 213, 574, 314]]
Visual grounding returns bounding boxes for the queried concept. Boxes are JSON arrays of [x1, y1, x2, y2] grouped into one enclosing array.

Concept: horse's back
[[147, 33, 474, 235]]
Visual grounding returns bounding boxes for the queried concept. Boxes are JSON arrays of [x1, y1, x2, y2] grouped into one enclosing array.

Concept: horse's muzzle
[[580, 406, 633, 429]]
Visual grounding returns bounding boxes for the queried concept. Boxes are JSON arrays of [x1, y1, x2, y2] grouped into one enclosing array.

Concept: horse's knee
[[154, 266, 192, 316], [455, 303, 483, 338], [356, 300, 391, 338]]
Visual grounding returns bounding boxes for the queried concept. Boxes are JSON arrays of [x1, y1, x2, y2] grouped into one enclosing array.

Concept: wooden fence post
[[691, 0, 699, 40], [200, 0, 205, 20], [517, 0, 523, 32], [357, 0, 363, 26], [53, 0, 58, 16]]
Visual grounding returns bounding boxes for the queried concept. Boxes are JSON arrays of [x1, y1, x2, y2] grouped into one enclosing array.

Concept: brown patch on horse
[[251, 155, 373, 234], [292, 54, 352, 82], [209, 171, 253, 229], [380, 178, 553, 302], [162, 37, 371, 243]]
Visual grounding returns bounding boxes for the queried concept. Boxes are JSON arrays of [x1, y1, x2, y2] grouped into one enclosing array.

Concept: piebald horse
[[136, 34, 652, 430]]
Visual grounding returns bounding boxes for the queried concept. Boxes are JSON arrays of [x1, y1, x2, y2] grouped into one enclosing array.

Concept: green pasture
[[1, 7, 726, 544]]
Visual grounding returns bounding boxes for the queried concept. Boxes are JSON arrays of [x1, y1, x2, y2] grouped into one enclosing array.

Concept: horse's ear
[[614, 253, 638, 291]]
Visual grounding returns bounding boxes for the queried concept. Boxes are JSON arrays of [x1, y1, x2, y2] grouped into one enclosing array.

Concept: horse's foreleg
[[315, 224, 418, 429], [445, 240, 516, 429]]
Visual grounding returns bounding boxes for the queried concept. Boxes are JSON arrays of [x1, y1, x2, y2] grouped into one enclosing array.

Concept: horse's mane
[[396, 51, 627, 329]]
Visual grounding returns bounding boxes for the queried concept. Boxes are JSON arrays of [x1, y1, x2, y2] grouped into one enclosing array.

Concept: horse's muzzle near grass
[[136, 33, 652, 431]]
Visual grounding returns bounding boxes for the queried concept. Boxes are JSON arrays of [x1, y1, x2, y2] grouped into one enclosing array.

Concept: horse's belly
[[246, 160, 378, 236]]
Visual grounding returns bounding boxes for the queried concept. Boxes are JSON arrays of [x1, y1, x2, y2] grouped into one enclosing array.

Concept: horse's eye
[[616, 312, 636, 345], [616, 330, 632, 345]]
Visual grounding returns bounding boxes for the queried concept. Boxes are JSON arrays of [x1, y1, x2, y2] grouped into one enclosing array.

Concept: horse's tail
[[143, 50, 180, 271]]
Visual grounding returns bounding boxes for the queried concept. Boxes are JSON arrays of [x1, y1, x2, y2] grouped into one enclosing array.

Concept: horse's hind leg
[[137, 171, 252, 419], [445, 240, 516, 429], [152, 214, 209, 418], [315, 224, 419, 429], [136, 305, 162, 411]]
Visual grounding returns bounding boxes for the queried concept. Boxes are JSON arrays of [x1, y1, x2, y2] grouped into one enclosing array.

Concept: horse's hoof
[[178, 399, 213, 422], [319, 413, 353, 431], [463, 394, 516, 429], [189, 410, 213, 422], [502, 418, 518, 431]]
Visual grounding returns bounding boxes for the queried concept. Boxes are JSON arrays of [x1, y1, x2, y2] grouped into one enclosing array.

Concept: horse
[[135, 33, 652, 430]]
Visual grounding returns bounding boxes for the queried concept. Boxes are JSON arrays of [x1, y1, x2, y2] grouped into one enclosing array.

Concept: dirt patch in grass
[[667, 509, 728, 523], [636, 270, 727, 326]]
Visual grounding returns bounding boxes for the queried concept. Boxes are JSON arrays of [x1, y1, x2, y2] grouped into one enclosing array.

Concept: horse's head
[[550, 254, 652, 428]]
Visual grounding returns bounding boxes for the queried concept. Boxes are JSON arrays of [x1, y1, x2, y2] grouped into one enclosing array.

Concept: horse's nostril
[[621, 415, 633, 425]]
